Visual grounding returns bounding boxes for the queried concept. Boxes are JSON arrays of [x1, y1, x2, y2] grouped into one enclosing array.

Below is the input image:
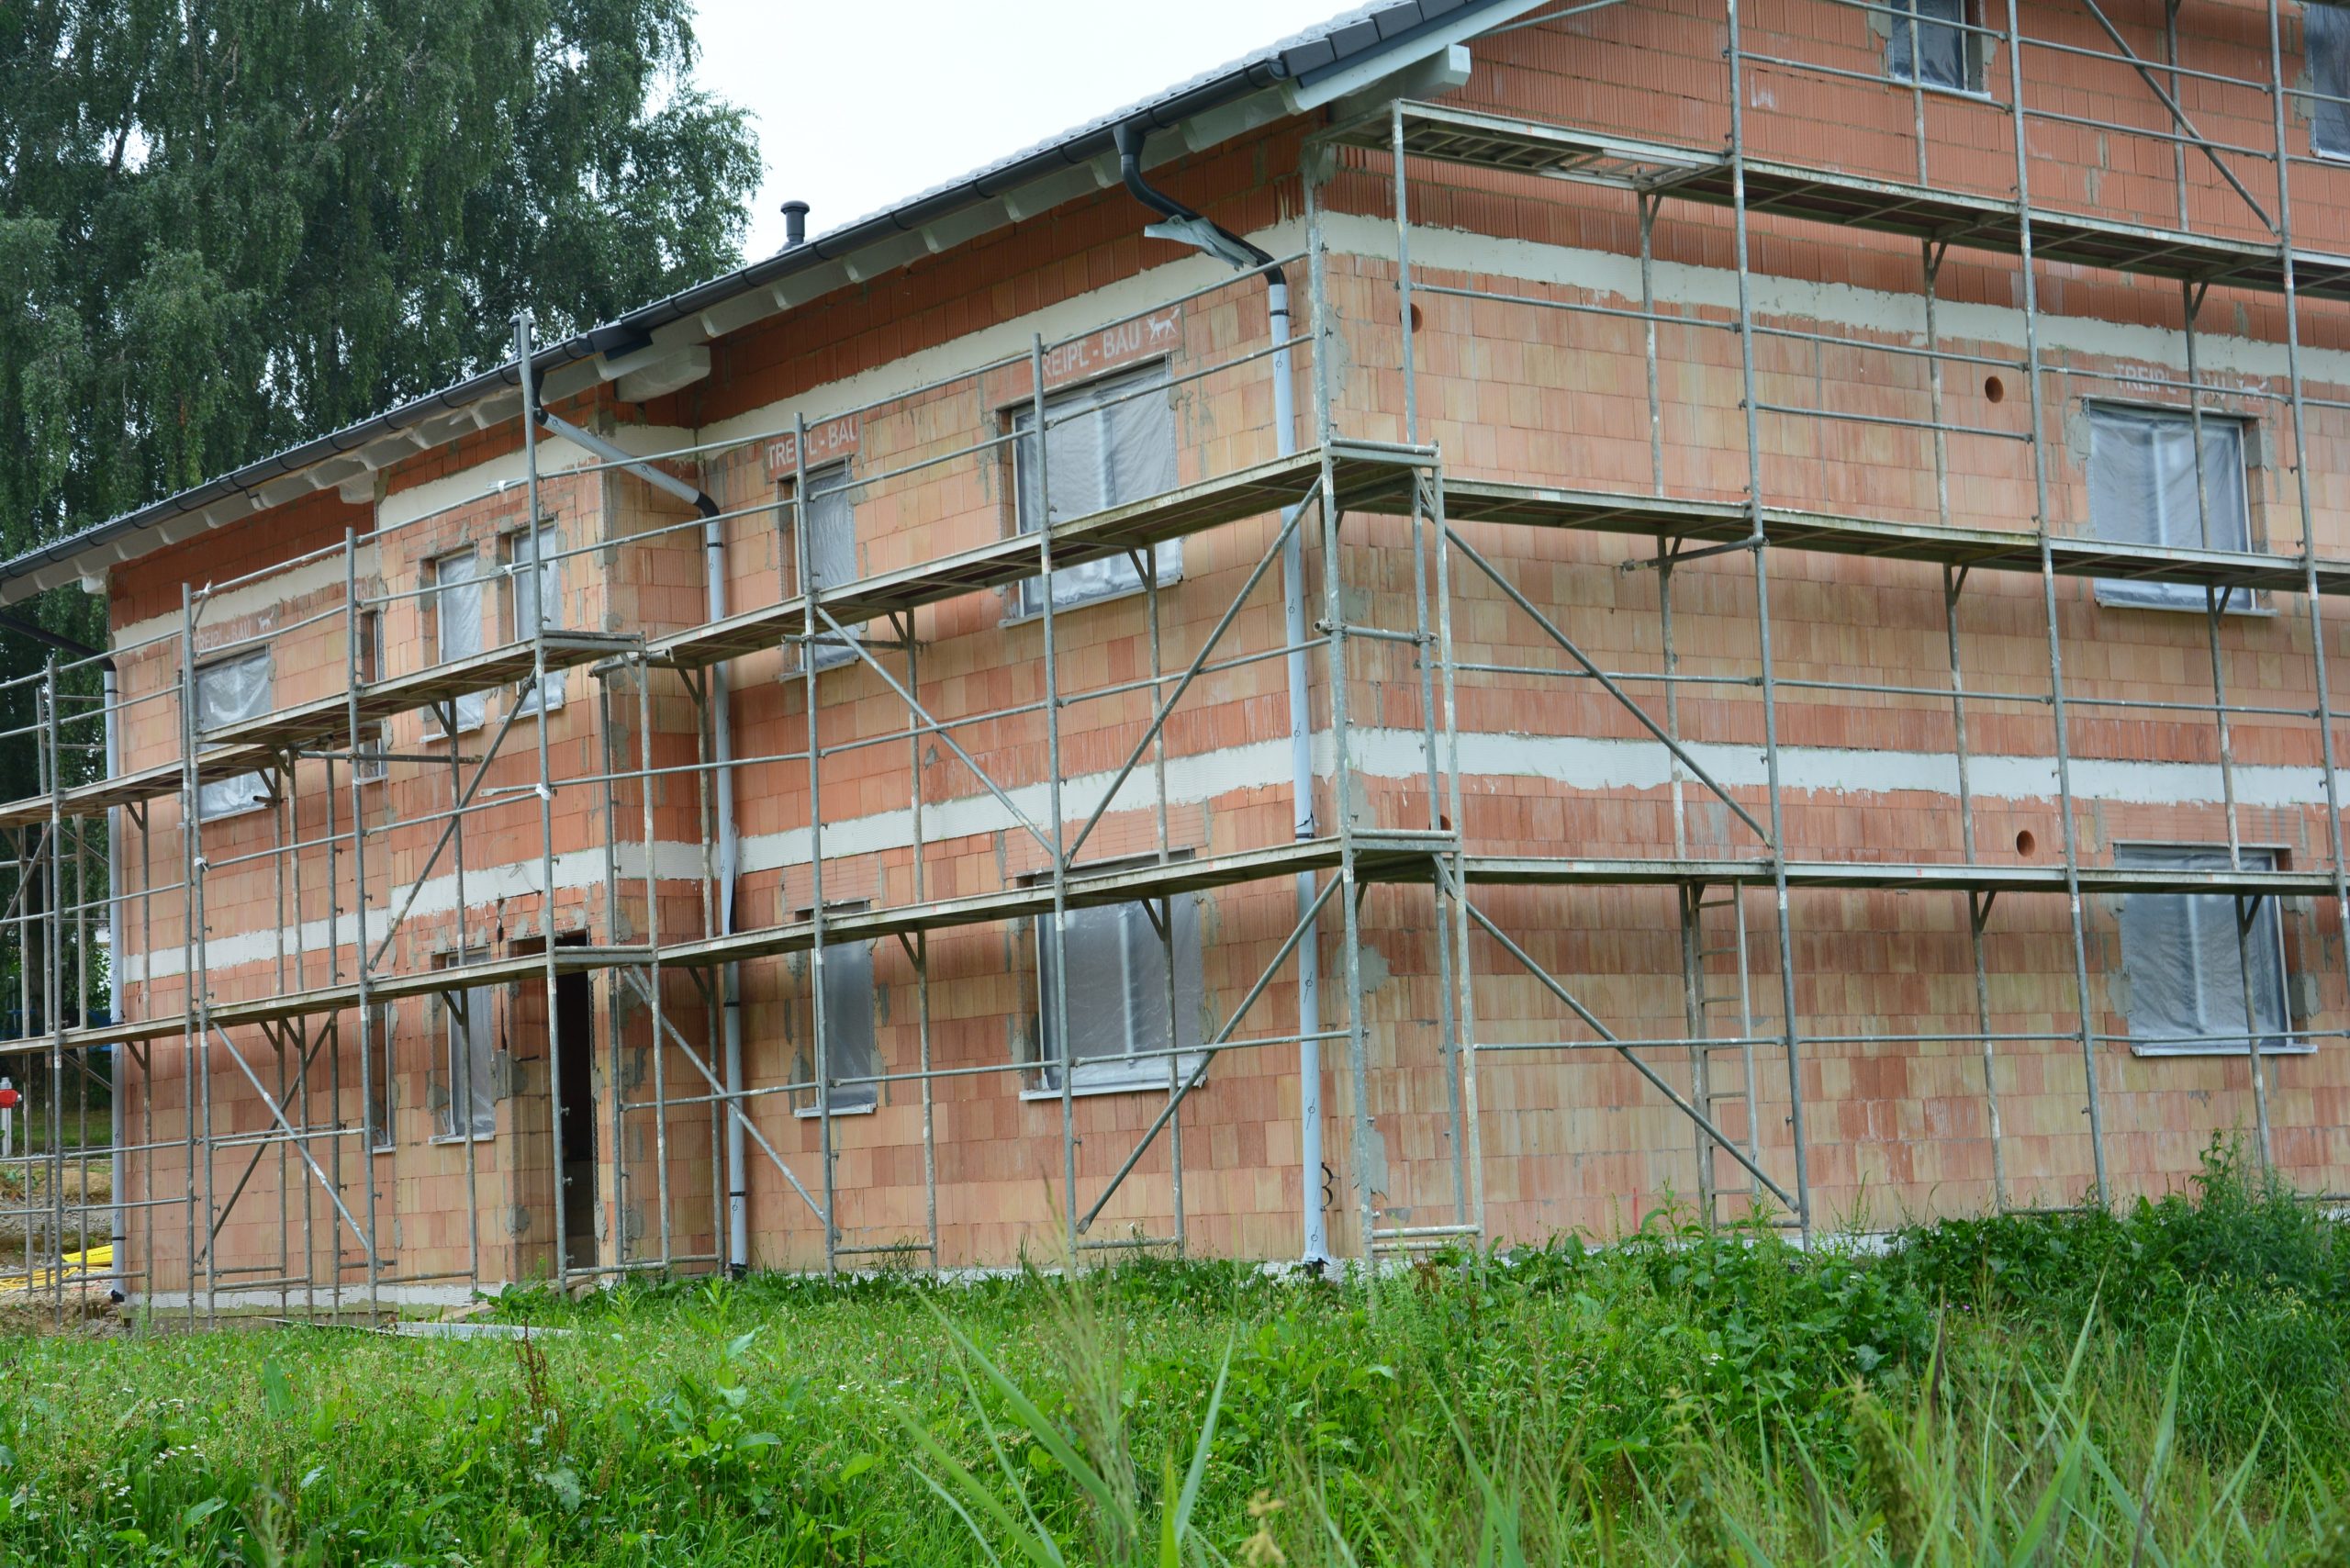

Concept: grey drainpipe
[[1113, 127, 1326, 1265]]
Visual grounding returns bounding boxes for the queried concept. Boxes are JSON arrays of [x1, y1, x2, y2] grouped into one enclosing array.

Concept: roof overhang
[[0, 0, 1545, 607]]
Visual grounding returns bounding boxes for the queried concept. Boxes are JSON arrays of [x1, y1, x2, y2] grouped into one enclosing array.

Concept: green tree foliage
[[0, 0, 761, 660], [0, 0, 756, 1022]]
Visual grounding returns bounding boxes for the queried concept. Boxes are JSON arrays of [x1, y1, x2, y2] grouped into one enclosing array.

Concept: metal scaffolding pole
[[1723, 0, 1814, 1238], [2002, 0, 2111, 1203]]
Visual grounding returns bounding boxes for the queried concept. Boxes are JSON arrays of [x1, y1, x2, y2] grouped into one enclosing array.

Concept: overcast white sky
[[689, 0, 1350, 259]]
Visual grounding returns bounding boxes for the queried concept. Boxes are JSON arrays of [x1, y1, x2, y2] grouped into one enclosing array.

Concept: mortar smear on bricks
[[4, 0, 2348, 1320]]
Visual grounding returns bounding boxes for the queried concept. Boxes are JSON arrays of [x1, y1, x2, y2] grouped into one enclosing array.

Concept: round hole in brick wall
[[2015, 828, 2038, 857], [1408, 302, 1425, 332], [1984, 375, 2008, 404]]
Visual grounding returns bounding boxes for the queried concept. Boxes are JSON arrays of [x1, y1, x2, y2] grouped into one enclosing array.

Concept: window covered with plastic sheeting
[[2311, 3, 2350, 161], [791, 464, 860, 671], [1013, 364, 1181, 613], [1888, 0, 1981, 91], [509, 526, 566, 713], [437, 980, 497, 1138], [194, 650, 273, 821], [424, 551, 487, 735], [796, 931, 878, 1114], [2116, 846, 2297, 1055], [2088, 405, 2252, 609], [1035, 890, 1203, 1093], [366, 1002, 396, 1152]]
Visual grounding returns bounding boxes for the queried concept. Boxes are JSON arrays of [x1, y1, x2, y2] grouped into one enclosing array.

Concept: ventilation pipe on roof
[[1112, 124, 1326, 1267], [526, 400, 746, 1272], [780, 201, 811, 251]]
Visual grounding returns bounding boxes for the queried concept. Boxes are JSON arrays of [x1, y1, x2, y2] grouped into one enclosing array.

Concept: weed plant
[[0, 1143, 2340, 1563]]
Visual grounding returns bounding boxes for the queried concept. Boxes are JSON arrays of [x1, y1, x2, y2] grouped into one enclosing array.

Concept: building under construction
[[3, 0, 2347, 1319]]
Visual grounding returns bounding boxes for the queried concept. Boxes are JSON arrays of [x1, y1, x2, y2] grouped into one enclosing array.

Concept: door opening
[[555, 969, 596, 1271]]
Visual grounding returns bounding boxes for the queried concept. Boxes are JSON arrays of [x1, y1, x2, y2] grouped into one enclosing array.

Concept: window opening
[[2116, 846, 2295, 1055], [1013, 364, 1181, 613]]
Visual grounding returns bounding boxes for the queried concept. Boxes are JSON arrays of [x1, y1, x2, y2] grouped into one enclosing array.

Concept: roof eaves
[[1, 0, 1527, 604]]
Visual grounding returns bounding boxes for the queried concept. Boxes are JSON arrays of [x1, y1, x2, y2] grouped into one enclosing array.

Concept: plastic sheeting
[[1887, 0, 1973, 91], [511, 526, 566, 712], [440, 984, 498, 1137], [2089, 405, 2249, 609], [428, 552, 487, 734], [2311, 4, 2350, 162], [365, 1002, 396, 1150], [195, 650, 273, 821], [806, 938, 878, 1111], [801, 465, 861, 670], [1035, 891, 1204, 1091], [2116, 847, 2292, 1054], [1014, 364, 1181, 612]]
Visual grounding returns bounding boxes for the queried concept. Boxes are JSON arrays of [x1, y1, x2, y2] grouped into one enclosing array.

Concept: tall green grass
[[0, 1143, 2341, 1564]]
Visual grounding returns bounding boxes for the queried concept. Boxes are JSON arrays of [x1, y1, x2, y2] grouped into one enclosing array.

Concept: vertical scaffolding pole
[[343, 534, 384, 1316], [793, 415, 840, 1275], [1723, 0, 1814, 1237], [1304, 174, 1380, 1274], [2265, 0, 2350, 1182], [1028, 337, 1080, 1261], [516, 316, 569, 1285], [179, 588, 216, 1322], [2001, 0, 2109, 1203], [1389, 124, 1467, 1229], [898, 612, 939, 1264], [1138, 543, 1185, 1254], [43, 665, 64, 1322], [2179, 282, 2276, 1168], [639, 656, 673, 1269]]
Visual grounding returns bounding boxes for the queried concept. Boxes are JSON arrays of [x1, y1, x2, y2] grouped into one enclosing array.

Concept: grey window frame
[[1030, 879, 1205, 1096], [2087, 403, 2258, 610], [2115, 845, 2299, 1057], [1011, 362, 1182, 615]]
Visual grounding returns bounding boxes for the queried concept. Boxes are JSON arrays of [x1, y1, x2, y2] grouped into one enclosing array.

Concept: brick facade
[[92, 0, 2350, 1296]]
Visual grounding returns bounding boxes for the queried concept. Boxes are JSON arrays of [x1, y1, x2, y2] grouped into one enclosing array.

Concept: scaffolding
[[3, 0, 2348, 1325]]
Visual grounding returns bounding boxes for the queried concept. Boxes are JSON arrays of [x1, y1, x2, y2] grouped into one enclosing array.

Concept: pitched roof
[[0, 0, 1524, 604]]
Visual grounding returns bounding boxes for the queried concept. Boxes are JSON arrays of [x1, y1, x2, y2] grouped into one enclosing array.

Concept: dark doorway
[[554, 969, 596, 1271]]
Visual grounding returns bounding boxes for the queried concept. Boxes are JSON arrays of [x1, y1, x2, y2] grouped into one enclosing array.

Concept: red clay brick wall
[[110, 0, 2350, 1289]]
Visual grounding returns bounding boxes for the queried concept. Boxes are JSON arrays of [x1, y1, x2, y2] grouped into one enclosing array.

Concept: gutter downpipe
[[530, 407, 747, 1273], [105, 659, 126, 1300], [1112, 127, 1327, 1266], [709, 530, 747, 1277]]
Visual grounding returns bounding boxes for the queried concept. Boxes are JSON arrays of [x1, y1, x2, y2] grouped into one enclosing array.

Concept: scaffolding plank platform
[[644, 442, 1429, 671], [204, 631, 641, 753], [659, 831, 1457, 969], [1348, 101, 2350, 302], [50, 834, 1459, 1049], [59, 944, 651, 1050], [1440, 479, 2350, 595], [0, 632, 639, 831], [1464, 855, 2336, 898]]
